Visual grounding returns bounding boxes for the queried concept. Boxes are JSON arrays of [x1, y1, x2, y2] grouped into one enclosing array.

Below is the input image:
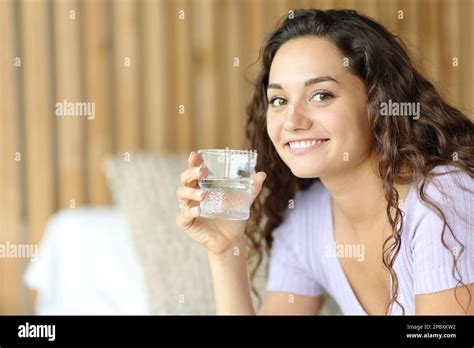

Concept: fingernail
[[188, 152, 193, 160], [194, 167, 201, 175], [197, 191, 205, 200]]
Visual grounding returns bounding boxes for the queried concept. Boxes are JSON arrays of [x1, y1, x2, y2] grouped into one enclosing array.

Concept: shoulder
[[407, 165, 473, 227], [406, 165, 474, 294], [423, 165, 472, 204]]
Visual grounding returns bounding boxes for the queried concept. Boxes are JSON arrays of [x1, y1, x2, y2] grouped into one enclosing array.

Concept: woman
[[176, 9, 473, 315]]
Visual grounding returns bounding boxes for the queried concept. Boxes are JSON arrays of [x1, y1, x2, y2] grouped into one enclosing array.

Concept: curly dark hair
[[244, 8, 474, 314]]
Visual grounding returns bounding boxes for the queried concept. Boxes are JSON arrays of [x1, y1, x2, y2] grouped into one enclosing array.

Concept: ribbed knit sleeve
[[411, 167, 474, 295]]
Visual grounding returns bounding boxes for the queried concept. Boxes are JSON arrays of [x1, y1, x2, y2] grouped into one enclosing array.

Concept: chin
[[288, 164, 325, 179], [277, 152, 325, 179]]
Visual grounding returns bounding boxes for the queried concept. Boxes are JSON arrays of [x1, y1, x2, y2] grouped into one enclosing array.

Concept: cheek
[[266, 116, 289, 162], [332, 104, 372, 158], [266, 115, 280, 144], [351, 106, 372, 150]]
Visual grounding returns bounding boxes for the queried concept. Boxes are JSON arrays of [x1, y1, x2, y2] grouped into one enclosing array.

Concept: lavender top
[[266, 166, 474, 315]]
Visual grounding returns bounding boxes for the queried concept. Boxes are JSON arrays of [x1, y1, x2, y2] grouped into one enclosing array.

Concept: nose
[[282, 101, 313, 131]]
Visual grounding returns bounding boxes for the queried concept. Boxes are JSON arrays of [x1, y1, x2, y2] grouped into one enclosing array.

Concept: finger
[[250, 171, 267, 204], [179, 166, 208, 187], [188, 151, 204, 169], [177, 186, 207, 202], [176, 205, 201, 230]]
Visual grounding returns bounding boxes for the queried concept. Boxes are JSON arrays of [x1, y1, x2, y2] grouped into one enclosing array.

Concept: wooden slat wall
[[418, 0, 441, 84], [459, 0, 473, 115], [142, 0, 170, 152], [0, 0, 21, 314], [376, 0, 398, 33], [19, 0, 57, 312], [83, 0, 114, 205], [0, 0, 472, 314], [192, 0, 218, 149], [113, 0, 143, 153], [439, 0, 461, 108], [55, 0, 87, 209], [174, 0, 194, 152], [223, 0, 242, 148]]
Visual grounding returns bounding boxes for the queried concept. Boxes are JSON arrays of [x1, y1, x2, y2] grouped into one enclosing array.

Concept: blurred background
[[0, 0, 472, 314]]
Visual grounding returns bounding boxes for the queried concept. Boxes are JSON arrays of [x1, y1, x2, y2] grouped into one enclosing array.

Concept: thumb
[[250, 171, 267, 204]]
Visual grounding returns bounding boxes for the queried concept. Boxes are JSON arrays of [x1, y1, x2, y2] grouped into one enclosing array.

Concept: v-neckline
[[324, 183, 416, 315]]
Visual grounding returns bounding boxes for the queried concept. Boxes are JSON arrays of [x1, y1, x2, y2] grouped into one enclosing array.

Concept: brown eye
[[311, 92, 333, 102], [269, 97, 287, 107]]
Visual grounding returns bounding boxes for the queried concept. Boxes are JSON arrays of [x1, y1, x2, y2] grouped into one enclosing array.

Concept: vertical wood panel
[[295, 0, 308, 9], [54, 0, 86, 208], [113, 0, 143, 153], [214, 0, 230, 148], [224, 0, 246, 148], [0, 0, 21, 314], [418, 0, 441, 84], [458, 0, 473, 116], [174, 0, 193, 153], [274, 0, 291, 22], [241, 0, 266, 97], [143, 0, 171, 153], [439, 0, 461, 107], [334, 0, 357, 10], [356, 0, 378, 19], [246, 0, 265, 67], [192, 0, 218, 149], [397, 0, 420, 60], [313, 0, 335, 10], [83, 0, 113, 205], [21, 0, 56, 249], [377, 0, 399, 34], [262, 0, 284, 31]]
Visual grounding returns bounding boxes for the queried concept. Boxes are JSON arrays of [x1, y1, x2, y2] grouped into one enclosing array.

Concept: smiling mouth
[[286, 139, 330, 149], [283, 138, 330, 155]]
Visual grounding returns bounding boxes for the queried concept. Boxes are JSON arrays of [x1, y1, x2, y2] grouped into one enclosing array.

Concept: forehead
[[269, 37, 344, 84]]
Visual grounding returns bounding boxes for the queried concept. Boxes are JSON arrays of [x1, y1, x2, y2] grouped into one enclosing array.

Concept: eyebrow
[[267, 76, 338, 90]]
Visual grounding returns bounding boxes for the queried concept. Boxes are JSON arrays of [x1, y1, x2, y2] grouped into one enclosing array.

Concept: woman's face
[[266, 37, 372, 179]]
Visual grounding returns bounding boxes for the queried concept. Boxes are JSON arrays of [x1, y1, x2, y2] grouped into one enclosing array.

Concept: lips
[[284, 138, 330, 155], [287, 138, 329, 149]]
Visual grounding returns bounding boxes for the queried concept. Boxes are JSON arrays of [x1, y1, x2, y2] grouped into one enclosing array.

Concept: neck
[[320, 154, 389, 233]]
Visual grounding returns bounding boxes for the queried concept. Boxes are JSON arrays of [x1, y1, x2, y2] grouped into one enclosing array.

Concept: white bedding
[[24, 207, 150, 315]]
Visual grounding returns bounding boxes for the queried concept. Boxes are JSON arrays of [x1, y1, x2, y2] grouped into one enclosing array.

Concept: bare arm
[[259, 292, 323, 315], [208, 237, 323, 315], [207, 238, 255, 315], [416, 283, 474, 315]]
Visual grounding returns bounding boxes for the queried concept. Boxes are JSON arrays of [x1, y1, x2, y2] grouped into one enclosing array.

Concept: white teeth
[[289, 139, 325, 149]]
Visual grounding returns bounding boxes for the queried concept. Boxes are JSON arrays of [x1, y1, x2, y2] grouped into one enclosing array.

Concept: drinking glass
[[197, 149, 257, 220]]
